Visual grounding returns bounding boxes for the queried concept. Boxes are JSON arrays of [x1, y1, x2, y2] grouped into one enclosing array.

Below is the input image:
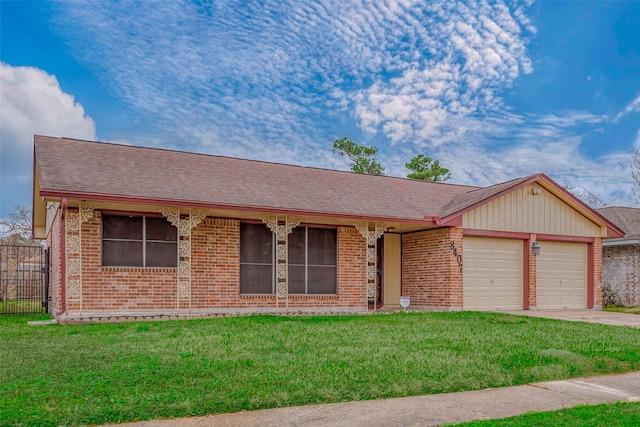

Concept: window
[[240, 223, 337, 294], [239, 222, 274, 293], [102, 215, 177, 267], [288, 227, 337, 294]]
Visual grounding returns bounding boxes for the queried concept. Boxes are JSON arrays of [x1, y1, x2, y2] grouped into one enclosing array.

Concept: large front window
[[102, 215, 177, 267], [240, 223, 337, 294]]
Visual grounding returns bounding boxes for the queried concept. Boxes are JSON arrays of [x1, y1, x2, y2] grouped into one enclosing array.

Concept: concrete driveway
[[504, 310, 640, 327]]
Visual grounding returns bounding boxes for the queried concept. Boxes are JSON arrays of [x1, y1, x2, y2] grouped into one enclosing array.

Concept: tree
[[563, 183, 610, 209], [332, 137, 385, 176], [632, 145, 640, 205], [405, 154, 452, 182], [0, 204, 36, 245]]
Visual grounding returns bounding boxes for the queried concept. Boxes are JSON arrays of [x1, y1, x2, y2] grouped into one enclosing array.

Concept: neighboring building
[[597, 206, 640, 306], [32, 135, 623, 323]]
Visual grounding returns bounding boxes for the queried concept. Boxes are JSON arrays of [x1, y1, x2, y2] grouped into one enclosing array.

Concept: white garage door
[[537, 241, 587, 309], [463, 237, 523, 310]]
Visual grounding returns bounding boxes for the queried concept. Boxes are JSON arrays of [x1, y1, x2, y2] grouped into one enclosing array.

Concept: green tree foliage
[[332, 137, 385, 176], [405, 154, 452, 182]]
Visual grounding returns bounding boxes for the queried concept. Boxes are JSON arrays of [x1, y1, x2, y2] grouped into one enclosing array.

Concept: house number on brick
[[449, 241, 463, 272]]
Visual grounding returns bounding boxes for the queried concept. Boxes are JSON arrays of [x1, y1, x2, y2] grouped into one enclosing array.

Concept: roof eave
[[436, 174, 543, 226], [32, 143, 47, 239], [435, 173, 625, 238], [38, 189, 441, 226], [535, 174, 625, 238], [603, 238, 640, 247]]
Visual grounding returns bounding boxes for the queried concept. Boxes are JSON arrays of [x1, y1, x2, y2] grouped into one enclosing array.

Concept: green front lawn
[[2, 312, 640, 426], [0, 299, 46, 315], [605, 306, 640, 315], [450, 401, 640, 426]]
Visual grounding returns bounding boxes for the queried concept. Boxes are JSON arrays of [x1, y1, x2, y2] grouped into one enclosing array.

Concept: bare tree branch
[[562, 183, 611, 209], [0, 204, 35, 244]]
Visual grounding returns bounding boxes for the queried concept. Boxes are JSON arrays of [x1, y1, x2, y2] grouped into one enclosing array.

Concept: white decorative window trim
[[65, 202, 97, 304], [259, 214, 301, 307], [354, 221, 387, 305], [159, 207, 209, 307]]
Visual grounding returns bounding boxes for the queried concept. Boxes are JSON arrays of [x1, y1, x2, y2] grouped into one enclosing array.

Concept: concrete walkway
[[105, 372, 640, 427], [503, 309, 640, 328]]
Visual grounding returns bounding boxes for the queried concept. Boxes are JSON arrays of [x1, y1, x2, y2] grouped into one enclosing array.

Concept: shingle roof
[[439, 174, 539, 219], [597, 206, 640, 240], [34, 135, 480, 223]]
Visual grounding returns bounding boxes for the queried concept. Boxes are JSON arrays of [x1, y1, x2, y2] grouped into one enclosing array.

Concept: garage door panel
[[463, 237, 523, 311], [537, 241, 587, 309]]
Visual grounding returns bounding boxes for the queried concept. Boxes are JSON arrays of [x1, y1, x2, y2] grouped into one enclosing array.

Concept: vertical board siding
[[463, 183, 601, 236]]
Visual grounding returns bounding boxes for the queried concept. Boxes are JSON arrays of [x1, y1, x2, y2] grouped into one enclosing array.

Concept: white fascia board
[[603, 239, 640, 247]]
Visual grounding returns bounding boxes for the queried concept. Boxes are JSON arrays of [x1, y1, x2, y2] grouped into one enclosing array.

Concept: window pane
[[240, 264, 273, 293], [146, 242, 177, 267], [288, 265, 305, 294], [146, 217, 177, 241], [103, 240, 143, 266], [240, 223, 273, 263], [288, 227, 305, 265], [307, 266, 337, 294], [308, 228, 337, 266], [103, 215, 143, 240]]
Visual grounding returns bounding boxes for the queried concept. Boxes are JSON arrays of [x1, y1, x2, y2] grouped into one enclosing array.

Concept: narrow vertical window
[[305, 227, 337, 294], [239, 223, 274, 293]]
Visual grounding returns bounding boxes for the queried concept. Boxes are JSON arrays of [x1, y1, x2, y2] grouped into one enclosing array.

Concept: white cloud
[[385, 110, 637, 206], [46, 1, 536, 157], [616, 94, 640, 121], [349, 1, 535, 145], [0, 63, 96, 215], [32, 0, 635, 208]]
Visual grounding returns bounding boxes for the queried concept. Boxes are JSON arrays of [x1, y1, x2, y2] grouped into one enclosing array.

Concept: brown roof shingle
[[597, 206, 640, 240], [34, 135, 479, 222]]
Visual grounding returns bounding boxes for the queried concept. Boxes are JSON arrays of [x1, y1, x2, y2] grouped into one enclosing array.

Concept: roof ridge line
[[34, 135, 480, 188]]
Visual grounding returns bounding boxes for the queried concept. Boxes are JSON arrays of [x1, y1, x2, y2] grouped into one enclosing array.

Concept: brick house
[[597, 207, 640, 306], [32, 135, 623, 322]]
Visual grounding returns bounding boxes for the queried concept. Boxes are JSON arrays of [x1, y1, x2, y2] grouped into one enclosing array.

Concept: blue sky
[[1, 0, 639, 220]]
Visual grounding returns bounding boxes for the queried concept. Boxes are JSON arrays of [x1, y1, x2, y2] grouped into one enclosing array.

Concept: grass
[[0, 299, 45, 315], [605, 305, 640, 315], [2, 311, 640, 426], [449, 401, 640, 426]]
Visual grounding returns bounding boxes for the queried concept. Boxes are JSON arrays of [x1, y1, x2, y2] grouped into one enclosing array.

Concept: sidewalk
[[104, 371, 640, 427], [503, 310, 640, 328]]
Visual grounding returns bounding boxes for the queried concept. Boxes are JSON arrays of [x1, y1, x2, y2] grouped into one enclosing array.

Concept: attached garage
[[536, 241, 588, 309], [463, 237, 523, 310]]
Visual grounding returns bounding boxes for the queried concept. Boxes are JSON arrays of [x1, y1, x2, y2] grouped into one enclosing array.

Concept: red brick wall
[[46, 208, 62, 314], [335, 226, 367, 307], [190, 218, 240, 308], [528, 234, 537, 309], [593, 238, 603, 308], [80, 211, 178, 311], [191, 221, 366, 309], [401, 227, 463, 309], [74, 213, 368, 312]]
